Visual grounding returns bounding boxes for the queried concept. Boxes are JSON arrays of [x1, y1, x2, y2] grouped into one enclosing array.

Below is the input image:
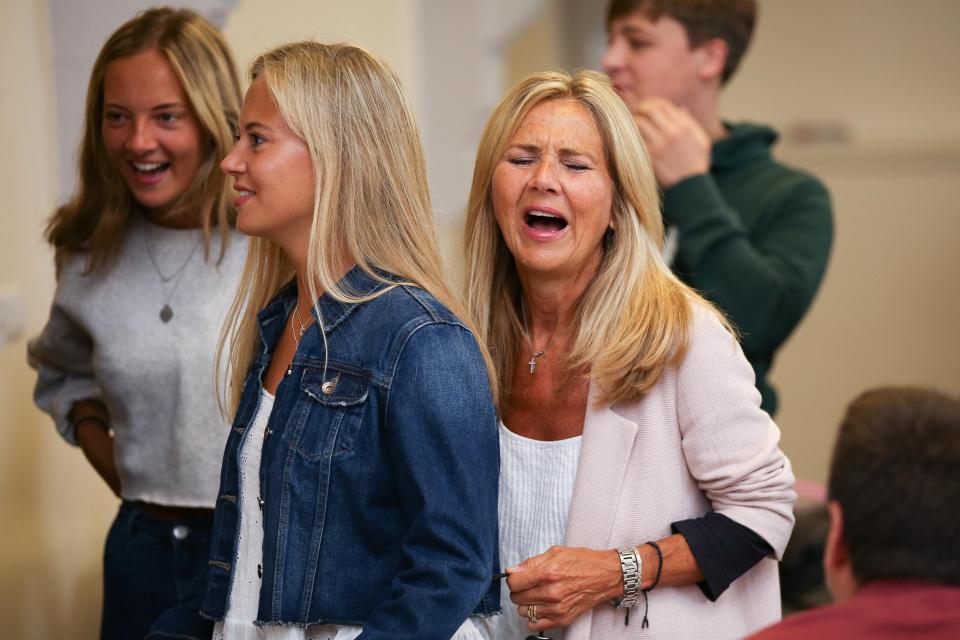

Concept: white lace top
[[475, 422, 582, 640]]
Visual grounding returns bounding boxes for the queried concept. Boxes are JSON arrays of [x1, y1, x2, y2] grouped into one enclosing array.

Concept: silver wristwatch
[[611, 547, 642, 608]]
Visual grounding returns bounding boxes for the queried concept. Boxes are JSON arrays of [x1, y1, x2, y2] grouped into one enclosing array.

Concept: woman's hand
[[506, 545, 623, 630], [71, 400, 121, 497], [506, 535, 704, 630]]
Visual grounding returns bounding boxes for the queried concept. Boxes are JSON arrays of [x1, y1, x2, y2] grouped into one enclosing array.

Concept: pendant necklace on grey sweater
[[142, 223, 202, 323]]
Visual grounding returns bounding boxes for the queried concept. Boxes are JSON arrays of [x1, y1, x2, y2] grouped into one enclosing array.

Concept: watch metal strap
[[612, 546, 642, 608]]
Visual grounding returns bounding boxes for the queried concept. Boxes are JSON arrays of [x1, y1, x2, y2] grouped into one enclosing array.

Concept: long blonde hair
[[465, 70, 719, 408], [218, 41, 496, 414], [45, 7, 242, 271]]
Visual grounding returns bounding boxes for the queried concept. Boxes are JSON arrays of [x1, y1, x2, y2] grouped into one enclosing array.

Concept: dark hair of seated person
[[828, 387, 960, 586]]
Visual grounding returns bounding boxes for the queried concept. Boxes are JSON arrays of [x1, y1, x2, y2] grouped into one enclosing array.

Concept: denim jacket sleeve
[[358, 321, 500, 640]]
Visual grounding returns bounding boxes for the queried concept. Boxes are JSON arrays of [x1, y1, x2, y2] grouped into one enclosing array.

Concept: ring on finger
[[526, 603, 539, 622]]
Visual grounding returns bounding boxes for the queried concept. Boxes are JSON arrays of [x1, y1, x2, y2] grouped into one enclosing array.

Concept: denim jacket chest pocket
[[282, 367, 370, 462]]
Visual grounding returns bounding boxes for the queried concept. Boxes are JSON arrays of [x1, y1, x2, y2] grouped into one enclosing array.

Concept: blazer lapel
[[563, 385, 638, 640], [565, 384, 638, 548]]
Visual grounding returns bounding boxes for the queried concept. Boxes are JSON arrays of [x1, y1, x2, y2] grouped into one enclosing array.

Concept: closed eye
[[507, 157, 535, 166]]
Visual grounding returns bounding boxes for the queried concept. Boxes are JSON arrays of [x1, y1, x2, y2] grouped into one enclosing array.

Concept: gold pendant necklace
[[286, 301, 312, 376]]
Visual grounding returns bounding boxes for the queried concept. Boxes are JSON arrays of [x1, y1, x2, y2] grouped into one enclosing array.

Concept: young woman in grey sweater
[[27, 9, 245, 639]]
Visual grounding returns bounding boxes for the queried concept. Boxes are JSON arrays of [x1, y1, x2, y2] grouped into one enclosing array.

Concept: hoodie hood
[[712, 122, 779, 171]]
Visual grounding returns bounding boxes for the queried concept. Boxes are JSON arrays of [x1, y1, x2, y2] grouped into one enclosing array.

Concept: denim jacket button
[[321, 380, 337, 394], [172, 525, 190, 541], [257, 564, 263, 578], [257, 496, 264, 510], [263, 427, 273, 440]]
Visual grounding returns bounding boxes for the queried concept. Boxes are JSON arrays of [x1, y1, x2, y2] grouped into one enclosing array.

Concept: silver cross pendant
[[528, 350, 546, 374]]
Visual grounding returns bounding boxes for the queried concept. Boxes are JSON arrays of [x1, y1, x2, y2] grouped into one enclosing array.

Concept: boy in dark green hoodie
[[603, 0, 833, 416]]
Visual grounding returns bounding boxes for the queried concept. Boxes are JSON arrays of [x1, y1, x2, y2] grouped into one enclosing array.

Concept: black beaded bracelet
[[637, 540, 664, 628], [643, 540, 664, 591]]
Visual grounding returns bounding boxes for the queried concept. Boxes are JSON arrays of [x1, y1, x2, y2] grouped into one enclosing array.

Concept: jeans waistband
[[126, 500, 215, 523], [118, 500, 214, 542]]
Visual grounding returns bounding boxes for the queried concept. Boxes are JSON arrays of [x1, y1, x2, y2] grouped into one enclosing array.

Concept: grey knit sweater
[[28, 216, 247, 507]]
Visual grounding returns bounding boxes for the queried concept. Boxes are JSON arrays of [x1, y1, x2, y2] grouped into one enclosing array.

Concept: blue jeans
[[101, 501, 212, 640]]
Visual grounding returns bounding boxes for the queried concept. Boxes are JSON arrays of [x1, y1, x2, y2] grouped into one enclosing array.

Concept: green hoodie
[[663, 122, 833, 416]]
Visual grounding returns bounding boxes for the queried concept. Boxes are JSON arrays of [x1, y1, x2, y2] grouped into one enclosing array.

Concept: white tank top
[[475, 422, 582, 640]]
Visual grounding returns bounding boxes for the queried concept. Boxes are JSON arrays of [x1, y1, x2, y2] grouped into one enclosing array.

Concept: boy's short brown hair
[[606, 0, 757, 84]]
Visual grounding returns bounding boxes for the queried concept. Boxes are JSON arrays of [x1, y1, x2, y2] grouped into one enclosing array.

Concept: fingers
[[630, 98, 711, 186], [515, 601, 569, 631], [633, 114, 664, 150], [631, 96, 674, 115], [633, 103, 680, 154], [508, 579, 558, 606], [636, 98, 678, 127], [506, 547, 569, 628], [505, 547, 552, 592], [635, 98, 692, 139], [505, 546, 621, 629], [517, 603, 542, 620]]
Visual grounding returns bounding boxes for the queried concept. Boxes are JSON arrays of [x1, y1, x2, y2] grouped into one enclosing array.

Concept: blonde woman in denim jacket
[[151, 42, 499, 640]]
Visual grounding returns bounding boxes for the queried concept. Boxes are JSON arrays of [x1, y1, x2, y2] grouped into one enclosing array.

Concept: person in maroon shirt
[[749, 387, 960, 640]]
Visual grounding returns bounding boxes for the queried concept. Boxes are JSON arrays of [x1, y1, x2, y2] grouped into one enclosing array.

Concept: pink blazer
[[562, 307, 796, 640]]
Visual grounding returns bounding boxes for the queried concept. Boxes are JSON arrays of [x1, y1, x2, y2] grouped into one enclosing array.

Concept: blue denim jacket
[[150, 267, 499, 640]]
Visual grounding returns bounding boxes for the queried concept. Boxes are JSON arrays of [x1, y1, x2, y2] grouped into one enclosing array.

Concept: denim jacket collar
[[255, 266, 393, 354]]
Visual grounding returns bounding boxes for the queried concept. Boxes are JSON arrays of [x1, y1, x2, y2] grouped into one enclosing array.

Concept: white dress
[[475, 423, 583, 640], [214, 388, 486, 640]]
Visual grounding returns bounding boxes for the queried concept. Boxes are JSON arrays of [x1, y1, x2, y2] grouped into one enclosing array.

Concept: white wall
[[223, 0, 419, 101], [0, 0, 113, 637], [767, 148, 960, 482], [723, 0, 960, 147], [418, 0, 552, 282]]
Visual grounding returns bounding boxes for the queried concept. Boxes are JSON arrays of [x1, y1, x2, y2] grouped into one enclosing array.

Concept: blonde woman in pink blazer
[[464, 70, 796, 640]]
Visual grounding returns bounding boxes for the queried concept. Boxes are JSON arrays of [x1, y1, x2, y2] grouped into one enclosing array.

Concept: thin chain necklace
[[142, 221, 202, 323], [290, 300, 312, 349], [520, 300, 558, 374], [285, 301, 314, 376]]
